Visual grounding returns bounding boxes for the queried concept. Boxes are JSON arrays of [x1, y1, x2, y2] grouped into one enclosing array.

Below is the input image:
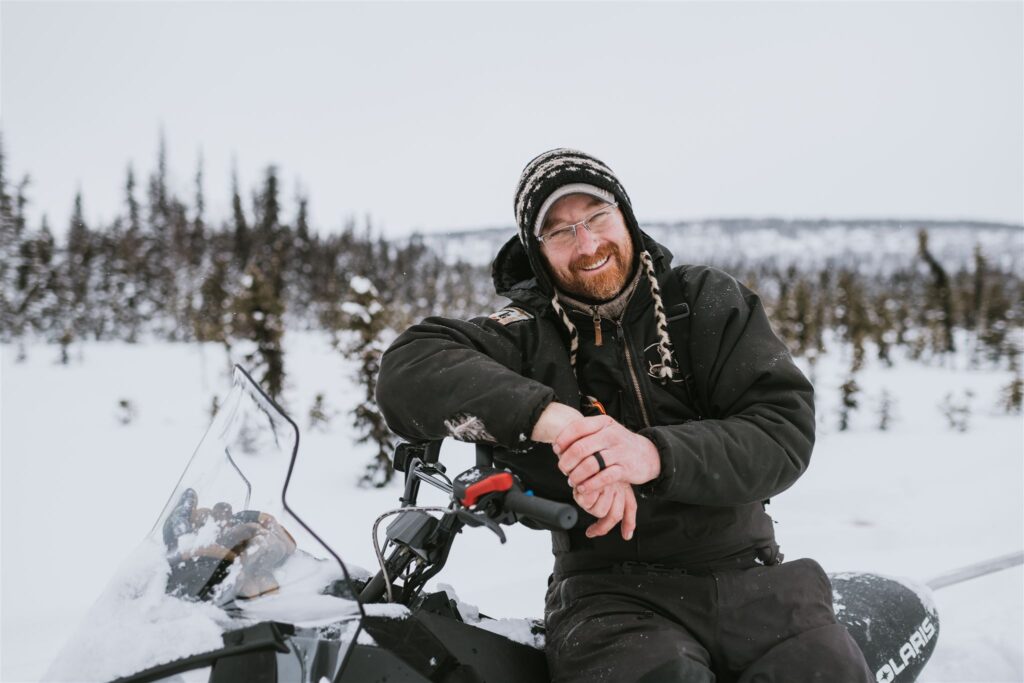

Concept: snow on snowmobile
[[44, 365, 1020, 683]]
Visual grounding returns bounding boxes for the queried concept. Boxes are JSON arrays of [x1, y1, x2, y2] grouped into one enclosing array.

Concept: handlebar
[[504, 488, 577, 531], [361, 442, 580, 606]]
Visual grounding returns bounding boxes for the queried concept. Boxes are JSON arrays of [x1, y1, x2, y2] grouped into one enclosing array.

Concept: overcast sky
[[3, 1, 1022, 237]]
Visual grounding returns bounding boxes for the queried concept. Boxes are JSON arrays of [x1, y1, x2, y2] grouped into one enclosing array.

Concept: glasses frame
[[537, 202, 620, 250]]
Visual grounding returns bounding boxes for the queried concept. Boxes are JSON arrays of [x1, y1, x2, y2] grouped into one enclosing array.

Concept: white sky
[[2, 1, 1022, 238]]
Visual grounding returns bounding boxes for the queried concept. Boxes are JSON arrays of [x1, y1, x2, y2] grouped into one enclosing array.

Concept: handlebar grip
[[504, 489, 578, 531]]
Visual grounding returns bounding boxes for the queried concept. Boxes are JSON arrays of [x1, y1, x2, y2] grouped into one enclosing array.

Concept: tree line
[[1, 133, 1020, 484], [0, 135, 494, 392]]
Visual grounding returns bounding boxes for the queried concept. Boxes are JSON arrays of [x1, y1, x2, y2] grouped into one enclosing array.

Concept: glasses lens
[[546, 227, 575, 249], [588, 209, 612, 232], [542, 203, 617, 249]]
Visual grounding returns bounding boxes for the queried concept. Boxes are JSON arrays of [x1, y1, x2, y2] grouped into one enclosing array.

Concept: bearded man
[[377, 149, 872, 682]]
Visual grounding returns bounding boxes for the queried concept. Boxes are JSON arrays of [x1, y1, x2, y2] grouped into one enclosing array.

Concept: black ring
[[592, 452, 607, 471]]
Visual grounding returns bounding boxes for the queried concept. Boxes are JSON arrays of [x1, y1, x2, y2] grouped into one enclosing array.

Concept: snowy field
[[1, 332, 1022, 682]]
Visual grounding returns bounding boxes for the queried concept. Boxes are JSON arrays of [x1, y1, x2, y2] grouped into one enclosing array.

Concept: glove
[[163, 489, 297, 601]]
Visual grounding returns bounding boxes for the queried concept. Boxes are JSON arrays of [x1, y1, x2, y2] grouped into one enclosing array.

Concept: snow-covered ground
[[1, 332, 1021, 682]]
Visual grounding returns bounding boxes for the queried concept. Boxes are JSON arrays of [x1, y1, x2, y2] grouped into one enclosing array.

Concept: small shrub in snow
[[874, 388, 897, 431], [116, 399, 137, 425], [1000, 377, 1023, 415], [838, 374, 860, 432], [938, 390, 974, 432], [308, 392, 335, 431]]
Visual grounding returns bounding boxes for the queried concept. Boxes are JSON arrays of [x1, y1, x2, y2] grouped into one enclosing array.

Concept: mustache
[[569, 244, 621, 274]]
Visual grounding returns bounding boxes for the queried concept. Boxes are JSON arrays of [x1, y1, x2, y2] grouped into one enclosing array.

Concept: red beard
[[553, 241, 634, 302]]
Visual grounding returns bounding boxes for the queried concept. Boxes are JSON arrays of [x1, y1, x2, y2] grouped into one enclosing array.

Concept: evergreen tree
[[836, 270, 867, 372], [342, 276, 398, 488], [230, 164, 251, 269], [229, 262, 286, 401], [194, 253, 232, 343], [1001, 341, 1023, 415], [838, 373, 860, 432], [64, 191, 96, 340], [109, 166, 146, 340], [918, 229, 956, 356], [189, 152, 207, 269], [0, 135, 23, 340]]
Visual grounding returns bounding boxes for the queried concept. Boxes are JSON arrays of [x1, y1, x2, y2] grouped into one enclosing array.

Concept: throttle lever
[[454, 508, 507, 544]]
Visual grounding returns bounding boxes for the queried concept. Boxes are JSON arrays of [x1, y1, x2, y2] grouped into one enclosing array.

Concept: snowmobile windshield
[[45, 366, 363, 683]]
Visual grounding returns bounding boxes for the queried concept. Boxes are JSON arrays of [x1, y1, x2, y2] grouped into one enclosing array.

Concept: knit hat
[[514, 149, 639, 248], [512, 148, 675, 382]]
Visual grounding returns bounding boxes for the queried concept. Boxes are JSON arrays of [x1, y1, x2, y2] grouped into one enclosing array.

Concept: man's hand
[[535, 406, 653, 541], [531, 402, 584, 443], [573, 481, 637, 540], [553, 415, 661, 493]]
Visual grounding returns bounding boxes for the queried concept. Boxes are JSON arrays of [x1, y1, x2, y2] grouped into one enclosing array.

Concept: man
[[377, 149, 871, 682]]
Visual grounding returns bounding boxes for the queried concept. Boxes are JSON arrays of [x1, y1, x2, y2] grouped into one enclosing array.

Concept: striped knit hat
[[513, 149, 675, 381]]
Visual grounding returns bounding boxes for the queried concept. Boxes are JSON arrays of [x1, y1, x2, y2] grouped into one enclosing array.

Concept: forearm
[[377, 317, 556, 447], [639, 399, 814, 505]]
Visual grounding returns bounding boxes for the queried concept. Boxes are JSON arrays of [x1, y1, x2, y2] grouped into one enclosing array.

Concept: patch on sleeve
[[444, 413, 497, 443], [488, 306, 534, 326]]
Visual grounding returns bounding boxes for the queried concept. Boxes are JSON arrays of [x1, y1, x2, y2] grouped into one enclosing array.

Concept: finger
[[574, 487, 599, 510], [558, 431, 613, 476], [576, 464, 628, 494], [588, 488, 614, 519], [621, 488, 637, 541], [587, 490, 624, 538], [566, 453, 602, 487], [553, 415, 612, 456]]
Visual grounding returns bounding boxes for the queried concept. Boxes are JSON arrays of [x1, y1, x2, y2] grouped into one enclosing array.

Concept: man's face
[[539, 193, 634, 302]]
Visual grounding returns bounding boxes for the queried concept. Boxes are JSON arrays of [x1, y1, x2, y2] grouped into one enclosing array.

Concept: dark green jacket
[[377, 233, 815, 575]]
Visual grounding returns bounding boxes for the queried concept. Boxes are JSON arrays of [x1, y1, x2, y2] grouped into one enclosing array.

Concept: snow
[[42, 540, 229, 682], [349, 276, 375, 295], [1, 332, 1022, 681]]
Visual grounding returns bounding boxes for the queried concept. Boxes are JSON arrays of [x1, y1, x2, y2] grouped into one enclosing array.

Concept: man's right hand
[[533, 402, 637, 540], [531, 402, 584, 443], [573, 481, 637, 541]]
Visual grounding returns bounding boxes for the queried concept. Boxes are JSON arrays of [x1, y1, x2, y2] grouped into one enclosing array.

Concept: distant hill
[[413, 218, 1023, 272]]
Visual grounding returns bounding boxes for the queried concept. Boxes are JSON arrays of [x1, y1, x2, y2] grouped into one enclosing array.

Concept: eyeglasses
[[538, 202, 620, 251]]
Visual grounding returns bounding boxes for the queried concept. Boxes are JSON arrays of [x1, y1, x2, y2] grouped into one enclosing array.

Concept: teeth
[[581, 256, 609, 271]]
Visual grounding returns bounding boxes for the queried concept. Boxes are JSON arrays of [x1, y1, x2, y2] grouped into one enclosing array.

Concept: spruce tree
[[342, 276, 398, 488], [229, 262, 286, 401], [64, 191, 95, 340], [230, 164, 251, 269], [917, 229, 956, 356]]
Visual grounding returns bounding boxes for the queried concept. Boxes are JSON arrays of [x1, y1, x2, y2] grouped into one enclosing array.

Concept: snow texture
[[1, 330, 1021, 682]]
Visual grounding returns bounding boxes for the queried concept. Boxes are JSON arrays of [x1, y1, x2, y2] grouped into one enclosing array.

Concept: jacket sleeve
[[377, 314, 556, 448], [638, 267, 815, 506]]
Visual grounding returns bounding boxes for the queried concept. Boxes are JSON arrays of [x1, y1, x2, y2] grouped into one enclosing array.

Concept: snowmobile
[[45, 366, 1020, 683]]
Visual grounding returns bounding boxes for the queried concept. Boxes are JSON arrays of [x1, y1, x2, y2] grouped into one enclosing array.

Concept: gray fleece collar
[[555, 266, 643, 322]]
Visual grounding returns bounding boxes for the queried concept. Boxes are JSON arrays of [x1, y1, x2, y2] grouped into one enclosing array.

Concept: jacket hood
[[491, 230, 675, 307]]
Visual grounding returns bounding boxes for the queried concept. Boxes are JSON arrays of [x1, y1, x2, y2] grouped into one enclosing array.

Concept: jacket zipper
[[591, 306, 603, 347], [616, 320, 651, 428]]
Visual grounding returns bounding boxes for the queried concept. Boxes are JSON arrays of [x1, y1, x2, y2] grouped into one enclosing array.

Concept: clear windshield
[[45, 366, 362, 683]]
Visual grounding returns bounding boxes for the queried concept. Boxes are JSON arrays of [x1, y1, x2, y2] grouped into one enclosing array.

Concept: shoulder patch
[[488, 306, 534, 326]]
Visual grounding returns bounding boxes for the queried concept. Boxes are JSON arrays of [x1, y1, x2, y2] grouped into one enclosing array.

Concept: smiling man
[[377, 149, 871, 682]]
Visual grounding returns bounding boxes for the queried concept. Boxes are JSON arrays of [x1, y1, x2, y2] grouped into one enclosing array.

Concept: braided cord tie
[[640, 250, 675, 381], [550, 294, 579, 376]]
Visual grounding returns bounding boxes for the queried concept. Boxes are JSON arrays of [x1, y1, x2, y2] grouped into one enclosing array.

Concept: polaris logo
[[875, 617, 937, 682]]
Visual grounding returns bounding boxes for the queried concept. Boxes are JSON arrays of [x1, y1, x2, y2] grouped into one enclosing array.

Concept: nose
[[573, 223, 599, 255]]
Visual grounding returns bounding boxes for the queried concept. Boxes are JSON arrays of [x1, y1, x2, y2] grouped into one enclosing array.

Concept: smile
[[579, 256, 610, 272]]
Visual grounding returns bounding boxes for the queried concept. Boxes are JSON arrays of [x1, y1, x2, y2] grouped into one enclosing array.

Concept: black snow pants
[[544, 557, 873, 683]]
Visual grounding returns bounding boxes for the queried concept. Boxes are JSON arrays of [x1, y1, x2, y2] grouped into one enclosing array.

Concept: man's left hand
[[553, 415, 661, 493]]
